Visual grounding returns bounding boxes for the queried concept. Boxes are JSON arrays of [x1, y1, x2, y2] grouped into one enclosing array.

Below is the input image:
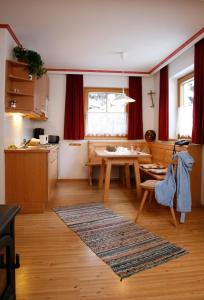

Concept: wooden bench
[[85, 140, 202, 207], [136, 142, 202, 224], [139, 142, 186, 181], [85, 141, 151, 185], [143, 141, 202, 207]]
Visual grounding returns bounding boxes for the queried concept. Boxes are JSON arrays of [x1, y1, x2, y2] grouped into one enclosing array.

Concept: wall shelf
[[8, 75, 32, 82], [7, 59, 28, 67], [8, 91, 33, 97], [6, 108, 37, 115], [5, 60, 49, 119]]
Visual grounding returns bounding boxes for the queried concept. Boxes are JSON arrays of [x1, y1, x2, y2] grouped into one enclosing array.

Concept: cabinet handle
[[69, 143, 81, 146], [0, 254, 6, 268], [0, 253, 20, 269], [13, 254, 20, 269]]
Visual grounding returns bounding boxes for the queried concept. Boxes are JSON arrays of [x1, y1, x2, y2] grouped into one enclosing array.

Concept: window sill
[[168, 137, 192, 142], [85, 136, 128, 140]]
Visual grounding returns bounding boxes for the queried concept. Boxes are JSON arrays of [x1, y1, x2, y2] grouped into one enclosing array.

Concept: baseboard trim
[[57, 178, 87, 182], [57, 178, 122, 182]]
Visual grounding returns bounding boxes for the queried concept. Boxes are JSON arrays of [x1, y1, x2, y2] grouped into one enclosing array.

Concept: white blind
[[86, 112, 128, 136], [177, 106, 193, 137]]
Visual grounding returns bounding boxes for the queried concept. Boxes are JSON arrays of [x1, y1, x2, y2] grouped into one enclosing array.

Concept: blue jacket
[[155, 164, 176, 208], [155, 151, 194, 223], [174, 151, 194, 213]]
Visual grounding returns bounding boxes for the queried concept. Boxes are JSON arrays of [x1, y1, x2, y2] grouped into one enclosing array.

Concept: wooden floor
[[15, 180, 204, 300]]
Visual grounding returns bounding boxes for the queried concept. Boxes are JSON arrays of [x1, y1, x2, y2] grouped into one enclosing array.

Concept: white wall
[[169, 77, 178, 138], [1, 30, 203, 205], [142, 77, 156, 134], [168, 46, 204, 205], [0, 30, 7, 204], [153, 72, 160, 138], [84, 75, 156, 134], [84, 75, 128, 88], [168, 47, 194, 139], [0, 30, 19, 204], [153, 47, 194, 140], [0, 29, 34, 203], [34, 75, 66, 139], [34, 73, 155, 179], [153, 46, 204, 205], [168, 47, 194, 79], [4, 114, 33, 148]]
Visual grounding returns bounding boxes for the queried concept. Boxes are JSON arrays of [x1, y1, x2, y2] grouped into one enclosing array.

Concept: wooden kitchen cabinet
[[34, 73, 49, 116], [5, 60, 48, 119], [5, 146, 58, 213], [48, 146, 58, 196]]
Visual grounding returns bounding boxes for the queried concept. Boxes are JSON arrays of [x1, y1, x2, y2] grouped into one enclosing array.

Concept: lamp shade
[[111, 93, 135, 105]]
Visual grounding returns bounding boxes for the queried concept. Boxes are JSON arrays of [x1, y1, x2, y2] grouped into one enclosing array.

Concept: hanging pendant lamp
[[111, 52, 136, 105], [113, 88, 136, 104]]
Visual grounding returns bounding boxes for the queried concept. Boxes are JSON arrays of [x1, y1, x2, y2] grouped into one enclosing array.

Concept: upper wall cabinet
[[5, 60, 49, 120]]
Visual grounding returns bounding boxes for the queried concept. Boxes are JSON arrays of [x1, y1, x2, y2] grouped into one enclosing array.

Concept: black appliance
[[0, 205, 20, 300], [48, 135, 60, 144], [33, 128, 44, 139]]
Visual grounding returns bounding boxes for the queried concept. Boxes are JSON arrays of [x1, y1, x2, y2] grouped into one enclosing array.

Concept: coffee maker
[[33, 128, 44, 139]]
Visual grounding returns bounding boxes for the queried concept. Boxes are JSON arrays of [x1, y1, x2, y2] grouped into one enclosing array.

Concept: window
[[177, 72, 194, 138], [84, 88, 128, 138]]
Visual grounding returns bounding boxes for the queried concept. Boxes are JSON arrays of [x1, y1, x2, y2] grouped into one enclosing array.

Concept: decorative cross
[[148, 90, 156, 108]]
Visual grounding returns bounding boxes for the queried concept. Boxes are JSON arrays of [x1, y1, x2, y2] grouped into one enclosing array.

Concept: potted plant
[[13, 46, 47, 78]]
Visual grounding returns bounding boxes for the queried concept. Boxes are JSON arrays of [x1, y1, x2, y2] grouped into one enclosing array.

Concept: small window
[[177, 72, 194, 138], [178, 72, 194, 107], [84, 88, 128, 138]]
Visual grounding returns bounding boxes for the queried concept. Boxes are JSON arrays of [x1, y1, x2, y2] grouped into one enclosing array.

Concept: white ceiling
[[0, 0, 204, 72]]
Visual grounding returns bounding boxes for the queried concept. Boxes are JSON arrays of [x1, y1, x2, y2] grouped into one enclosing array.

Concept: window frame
[[177, 71, 194, 107], [84, 87, 129, 139], [177, 71, 194, 139]]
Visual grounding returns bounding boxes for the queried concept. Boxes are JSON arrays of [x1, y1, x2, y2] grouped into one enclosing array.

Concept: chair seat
[[140, 180, 159, 190], [136, 179, 177, 227]]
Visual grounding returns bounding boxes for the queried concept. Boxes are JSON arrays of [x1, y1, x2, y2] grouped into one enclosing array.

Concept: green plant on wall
[[13, 46, 47, 78]]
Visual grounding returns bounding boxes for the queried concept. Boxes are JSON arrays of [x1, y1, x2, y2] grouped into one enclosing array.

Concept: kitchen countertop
[[5, 144, 59, 153]]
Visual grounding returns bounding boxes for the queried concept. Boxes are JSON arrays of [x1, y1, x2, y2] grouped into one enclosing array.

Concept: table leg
[[133, 159, 142, 199], [104, 159, 112, 201], [88, 165, 93, 186], [124, 164, 131, 188], [99, 159, 105, 189]]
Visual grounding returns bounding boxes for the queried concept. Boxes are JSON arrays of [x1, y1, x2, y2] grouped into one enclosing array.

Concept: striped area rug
[[53, 203, 187, 280]]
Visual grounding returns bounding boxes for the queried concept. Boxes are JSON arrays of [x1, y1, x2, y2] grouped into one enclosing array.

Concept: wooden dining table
[[95, 149, 152, 201]]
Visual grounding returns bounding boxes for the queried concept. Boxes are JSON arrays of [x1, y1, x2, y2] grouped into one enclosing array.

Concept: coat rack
[[148, 90, 155, 108]]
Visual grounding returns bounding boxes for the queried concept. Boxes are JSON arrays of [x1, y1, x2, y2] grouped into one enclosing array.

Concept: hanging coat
[[174, 151, 194, 213], [155, 164, 176, 208]]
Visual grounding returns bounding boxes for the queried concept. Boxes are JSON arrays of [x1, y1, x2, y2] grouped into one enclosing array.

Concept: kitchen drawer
[[5, 147, 59, 213]]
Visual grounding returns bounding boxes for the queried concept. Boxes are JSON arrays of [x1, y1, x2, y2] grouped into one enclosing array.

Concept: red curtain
[[192, 38, 204, 144], [128, 76, 143, 139], [64, 74, 84, 140], [158, 65, 169, 140]]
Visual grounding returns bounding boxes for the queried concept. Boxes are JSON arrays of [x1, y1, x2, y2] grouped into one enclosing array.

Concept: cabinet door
[[48, 148, 58, 199], [41, 74, 49, 114], [33, 74, 48, 115], [5, 152, 48, 213]]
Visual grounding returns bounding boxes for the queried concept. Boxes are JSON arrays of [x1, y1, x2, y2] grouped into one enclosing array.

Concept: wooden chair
[[86, 161, 131, 187], [85, 161, 101, 186], [135, 166, 178, 227]]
